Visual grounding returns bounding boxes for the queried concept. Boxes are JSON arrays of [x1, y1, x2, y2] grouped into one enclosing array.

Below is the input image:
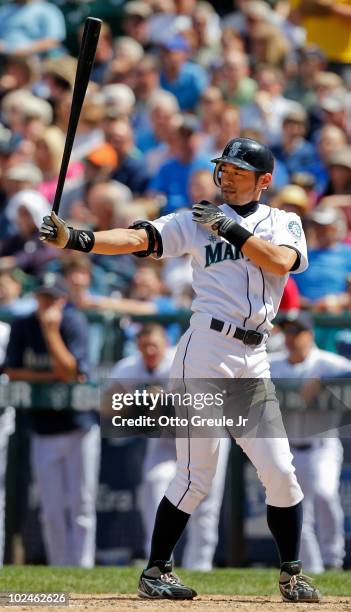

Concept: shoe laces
[[289, 572, 315, 594], [161, 572, 180, 585]]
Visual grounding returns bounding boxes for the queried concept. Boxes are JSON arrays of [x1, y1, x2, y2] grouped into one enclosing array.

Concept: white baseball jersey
[[151, 204, 307, 332], [269, 347, 351, 440]]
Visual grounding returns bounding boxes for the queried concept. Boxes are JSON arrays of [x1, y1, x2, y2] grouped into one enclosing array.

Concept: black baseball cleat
[[138, 561, 197, 600], [279, 561, 322, 603]]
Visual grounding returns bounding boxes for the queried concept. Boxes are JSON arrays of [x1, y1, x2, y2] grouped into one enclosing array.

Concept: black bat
[[52, 17, 102, 215]]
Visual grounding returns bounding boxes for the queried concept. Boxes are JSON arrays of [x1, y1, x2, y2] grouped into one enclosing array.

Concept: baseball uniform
[[270, 347, 351, 572]]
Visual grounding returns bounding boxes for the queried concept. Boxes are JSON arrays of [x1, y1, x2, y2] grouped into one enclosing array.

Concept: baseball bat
[[52, 17, 102, 215]]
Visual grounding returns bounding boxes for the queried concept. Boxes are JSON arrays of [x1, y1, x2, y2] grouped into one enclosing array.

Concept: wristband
[[217, 218, 253, 250], [65, 228, 95, 252]]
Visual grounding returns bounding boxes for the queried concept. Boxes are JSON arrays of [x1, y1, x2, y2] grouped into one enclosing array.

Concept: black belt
[[210, 317, 264, 346]]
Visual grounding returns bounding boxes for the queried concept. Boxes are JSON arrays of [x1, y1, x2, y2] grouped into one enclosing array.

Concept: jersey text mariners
[[150, 204, 308, 333]]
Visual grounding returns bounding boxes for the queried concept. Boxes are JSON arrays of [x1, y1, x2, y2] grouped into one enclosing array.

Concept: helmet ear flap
[[213, 162, 222, 188]]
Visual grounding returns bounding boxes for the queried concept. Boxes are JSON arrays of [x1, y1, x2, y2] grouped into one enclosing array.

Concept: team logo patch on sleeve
[[287, 220, 302, 240]]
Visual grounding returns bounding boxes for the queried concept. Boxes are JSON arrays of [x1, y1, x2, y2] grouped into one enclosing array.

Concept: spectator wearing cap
[[4, 273, 100, 567], [122, 1, 153, 47], [273, 184, 310, 218], [59, 142, 119, 221], [290, 0, 351, 84], [271, 109, 316, 179], [0, 0, 66, 58], [0, 189, 56, 276], [148, 115, 212, 214], [159, 35, 208, 111], [100, 84, 136, 119], [105, 116, 150, 195], [294, 207, 351, 310], [34, 126, 83, 205], [42, 56, 78, 116]]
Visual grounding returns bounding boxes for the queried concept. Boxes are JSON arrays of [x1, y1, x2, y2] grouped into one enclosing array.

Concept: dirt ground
[[3, 594, 351, 612]]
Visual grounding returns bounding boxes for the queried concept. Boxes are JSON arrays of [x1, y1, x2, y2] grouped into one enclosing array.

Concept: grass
[[0, 566, 350, 596]]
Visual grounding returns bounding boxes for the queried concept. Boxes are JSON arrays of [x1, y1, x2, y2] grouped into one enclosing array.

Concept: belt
[[210, 317, 264, 346], [290, 444, 312, 451]]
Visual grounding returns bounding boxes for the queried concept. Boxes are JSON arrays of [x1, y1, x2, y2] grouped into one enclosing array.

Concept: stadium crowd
[[0, 0, 351, 570]]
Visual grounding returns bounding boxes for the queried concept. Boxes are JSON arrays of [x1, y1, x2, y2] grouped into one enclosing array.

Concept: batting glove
[[192, 200, 253, 250], [192, 200, 232, 235], [39, 211, 70, 248]]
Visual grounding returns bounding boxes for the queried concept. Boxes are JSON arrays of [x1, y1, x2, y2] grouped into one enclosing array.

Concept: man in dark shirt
[[4, 274, 100, 567]]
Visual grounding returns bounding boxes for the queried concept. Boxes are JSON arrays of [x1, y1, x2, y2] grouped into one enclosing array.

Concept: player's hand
[[192, 200, 228, 234], [39, 211, 70, 248]]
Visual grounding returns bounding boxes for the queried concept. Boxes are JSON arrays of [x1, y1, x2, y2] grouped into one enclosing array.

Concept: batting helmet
[[211, 137, 274, 187]]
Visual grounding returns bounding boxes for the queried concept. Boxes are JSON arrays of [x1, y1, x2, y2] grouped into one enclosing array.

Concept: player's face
[[219, 163, 270, 205]]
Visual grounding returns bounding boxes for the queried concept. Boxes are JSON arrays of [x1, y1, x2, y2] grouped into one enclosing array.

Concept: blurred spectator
[[34, 126, 83, 204], [249, 21, 290, 69], [284, 45, 326, 111], [197, 86, 224, 141], [148, 115, 212, 214], [290, 0, 351, 84], [122, 1, 153, 47], [105, 36, 144, 87], [105, 117, 150, 194], [270, 310, 351, 572], [188, 2, 221, 69], [159, 35, 208, 111], [0, 163, 43, 238], [42, 55, 77, 115], [241, 65, 302, 145], [132, 54, 160, 132], [310, 124, 348, 194], [4, 274, 100, 567], [272, 184, 310, 218], [204, 104, 240, 159], [82, 22, 113, 85], [0, 268, 36, 316], [0, 55, 37, 95], [0, 0, 66, 58], [86, 180, 137, 293], [322, 146, 351, 198], [0, 189, 56, 276], [60, 143, 119, 221], [136, 90, 180, 154], [271, 108, 316, 178], [295, 207, 351, 310], [217, 50, 257, 107]]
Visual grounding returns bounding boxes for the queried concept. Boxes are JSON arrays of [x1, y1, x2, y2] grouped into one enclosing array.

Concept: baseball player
[[270, 310, 351, 573], [40, 137, 321, 602], [107, 322, 231, 570]]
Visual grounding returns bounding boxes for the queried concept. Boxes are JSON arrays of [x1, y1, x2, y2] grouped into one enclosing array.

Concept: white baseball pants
[[31, 425, 100, 567], [165, 322, 303, 515]]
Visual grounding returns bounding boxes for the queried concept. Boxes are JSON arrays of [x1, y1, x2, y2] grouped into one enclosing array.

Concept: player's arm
[[241, 239, 298, 276], [192, 201, 298, 276], [39, 211, 150, 255]]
